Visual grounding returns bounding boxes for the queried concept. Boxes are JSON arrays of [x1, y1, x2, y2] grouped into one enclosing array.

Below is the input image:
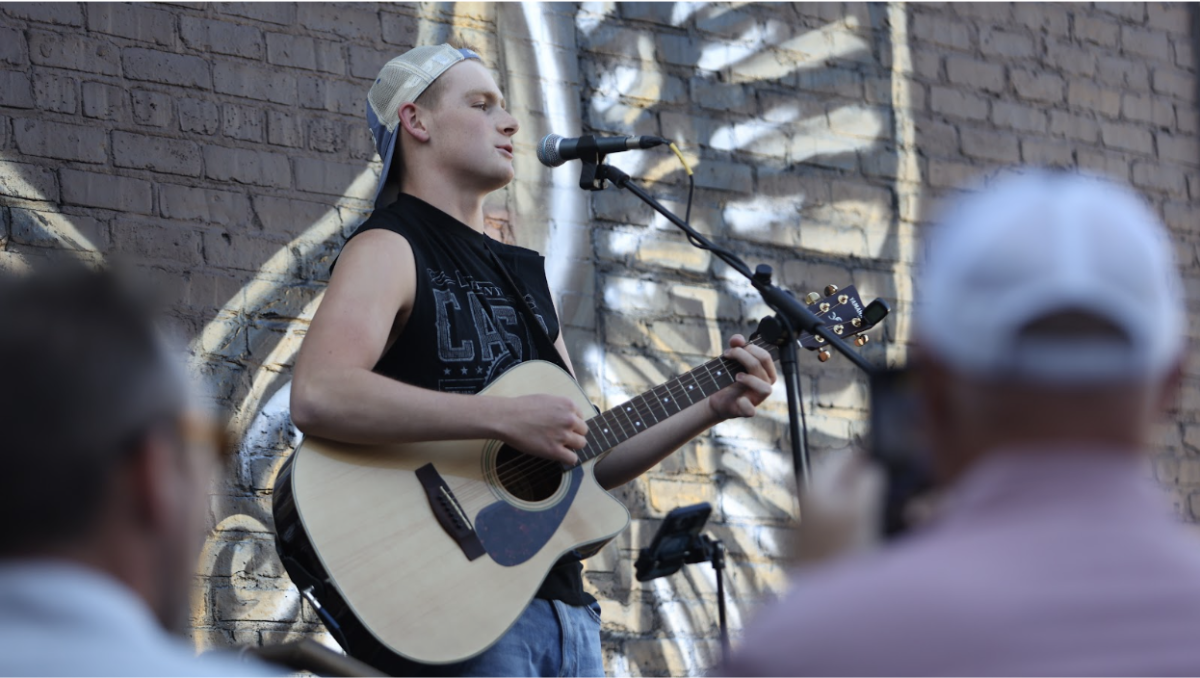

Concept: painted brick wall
[[571, 6, 903, 673], [903, 2, 1200, 526], [0, 3, 1196, 676]]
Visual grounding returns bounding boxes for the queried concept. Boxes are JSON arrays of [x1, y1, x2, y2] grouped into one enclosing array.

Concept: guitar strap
[[483, 241, 571, 374]]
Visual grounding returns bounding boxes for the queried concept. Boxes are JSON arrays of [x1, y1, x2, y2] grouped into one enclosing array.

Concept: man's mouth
[[497, 144, 513, 158]]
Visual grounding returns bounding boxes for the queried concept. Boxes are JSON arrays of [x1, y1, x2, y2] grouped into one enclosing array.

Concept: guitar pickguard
[[474, 465, 583, 566]]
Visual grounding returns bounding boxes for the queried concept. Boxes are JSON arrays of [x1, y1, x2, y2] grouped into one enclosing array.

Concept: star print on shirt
[[461, 367, 468, 375], [444, 368, 451, 375]]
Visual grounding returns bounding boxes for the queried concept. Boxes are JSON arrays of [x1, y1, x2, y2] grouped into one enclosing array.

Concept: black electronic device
[[868, 366, 935, 537], [634, 502, 731, 661], [634, 502, 713, 582]]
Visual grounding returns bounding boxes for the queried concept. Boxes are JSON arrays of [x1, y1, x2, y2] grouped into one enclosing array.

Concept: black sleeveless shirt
[[343, 193, 595, 607]]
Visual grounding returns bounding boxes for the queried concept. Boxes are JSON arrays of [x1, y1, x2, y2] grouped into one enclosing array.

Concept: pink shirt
[[724, 450, 1200, 676]]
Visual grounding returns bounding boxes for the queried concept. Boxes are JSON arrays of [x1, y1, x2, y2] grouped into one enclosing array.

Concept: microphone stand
[[572, 140, 876, 486]]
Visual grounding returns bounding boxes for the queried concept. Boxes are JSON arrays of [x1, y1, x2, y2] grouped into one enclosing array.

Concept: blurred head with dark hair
[[0, 264, 221, 634]]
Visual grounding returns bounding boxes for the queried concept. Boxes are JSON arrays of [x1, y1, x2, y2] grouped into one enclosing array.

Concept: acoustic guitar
[[272, 285, 885, 665]]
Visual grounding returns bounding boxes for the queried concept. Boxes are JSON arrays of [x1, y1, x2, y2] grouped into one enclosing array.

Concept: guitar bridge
[[415, 463, 486, 561]]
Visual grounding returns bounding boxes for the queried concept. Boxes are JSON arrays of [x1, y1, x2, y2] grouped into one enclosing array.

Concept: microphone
[[537, 134, 667, 167]]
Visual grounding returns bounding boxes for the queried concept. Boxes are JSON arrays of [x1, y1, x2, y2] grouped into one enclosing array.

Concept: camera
[[868, 367, 935, 537]]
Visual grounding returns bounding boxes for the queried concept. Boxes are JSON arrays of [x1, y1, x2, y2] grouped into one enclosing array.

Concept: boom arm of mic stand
[[590, 162, 876, 375]]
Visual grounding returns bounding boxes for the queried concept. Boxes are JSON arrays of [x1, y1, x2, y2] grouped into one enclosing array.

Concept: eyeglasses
[[179, 410, 235, 465]]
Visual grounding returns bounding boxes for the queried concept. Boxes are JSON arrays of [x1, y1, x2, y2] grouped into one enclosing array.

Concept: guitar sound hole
[[495, 445, 566, 502]]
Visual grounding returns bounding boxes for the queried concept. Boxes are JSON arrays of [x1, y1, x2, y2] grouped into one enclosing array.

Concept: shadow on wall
[[0, 2, 914, 674], [0, 0, 477, 651], [567, 4, 908, 675]]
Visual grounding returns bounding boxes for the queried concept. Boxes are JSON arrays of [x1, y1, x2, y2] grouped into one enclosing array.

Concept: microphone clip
[[574, 135, 609, 191]]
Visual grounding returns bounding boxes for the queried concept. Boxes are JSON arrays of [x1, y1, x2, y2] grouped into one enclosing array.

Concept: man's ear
[[398, 102, 431, 143], [912, 346, 948, 427], [912, 346, 964, 484], [127, 428, 179, 534], [1156, 358, 1186, 417]]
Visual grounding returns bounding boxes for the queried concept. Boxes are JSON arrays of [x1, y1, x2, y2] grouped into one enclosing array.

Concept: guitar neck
[[576, 336, 779, 462]]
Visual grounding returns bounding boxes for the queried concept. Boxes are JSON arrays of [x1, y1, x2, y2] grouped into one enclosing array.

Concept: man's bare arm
[[290, 229, 586, 465], [549, 316, 774, 490], [591, 335, 776, 489]]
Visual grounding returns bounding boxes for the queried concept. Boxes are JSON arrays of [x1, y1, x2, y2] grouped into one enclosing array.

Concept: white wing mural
[[0, 3, 918, 673]]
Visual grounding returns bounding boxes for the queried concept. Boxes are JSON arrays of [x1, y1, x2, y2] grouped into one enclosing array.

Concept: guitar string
[[452, 351, 749, 503], [455, 306, 858, 503], [455, 333, 792, 503], [485, 300, 864, 491], [460, 307, 854, 496], [451, 297, 864, 501], [450, 340, 767, 504]]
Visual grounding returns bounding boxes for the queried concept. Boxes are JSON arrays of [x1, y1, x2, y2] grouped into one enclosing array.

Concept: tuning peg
[[833, 324, 844, 335], [824, 284, 839, 296], [804, 292, 821, 305], [817, 347, 832, 362], [838, 294, 849, 305], [855, 335, 869, 347], [852, 318, 862, 328]]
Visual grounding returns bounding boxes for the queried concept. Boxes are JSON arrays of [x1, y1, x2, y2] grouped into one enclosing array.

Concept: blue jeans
[[379, 598, 605, 677]]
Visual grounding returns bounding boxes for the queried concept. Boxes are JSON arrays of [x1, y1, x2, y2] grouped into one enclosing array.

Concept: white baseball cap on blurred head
[[915, 169, 1184, 384]]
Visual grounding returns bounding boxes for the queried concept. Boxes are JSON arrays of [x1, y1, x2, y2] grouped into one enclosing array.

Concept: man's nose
[[501, 111, 519, 137]]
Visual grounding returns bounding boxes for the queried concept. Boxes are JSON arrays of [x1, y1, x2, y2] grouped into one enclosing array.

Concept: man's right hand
[[792, 451, 885, 566], [493, 394, 589, 466]]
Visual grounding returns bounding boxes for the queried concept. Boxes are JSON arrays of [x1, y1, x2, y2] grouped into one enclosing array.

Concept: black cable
[[798, 372, 811, 485], [682, 175, 707, 250], [684, 173, 694, 225]]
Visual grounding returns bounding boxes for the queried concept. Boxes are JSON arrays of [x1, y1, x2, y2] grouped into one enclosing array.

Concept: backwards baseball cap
[[915, 169, 1184, 383], [366, 44, 482, 207]]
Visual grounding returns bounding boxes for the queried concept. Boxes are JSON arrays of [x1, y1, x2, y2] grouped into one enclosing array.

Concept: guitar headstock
[[750, 284, 890, 362], [796, 285, 888, 361]]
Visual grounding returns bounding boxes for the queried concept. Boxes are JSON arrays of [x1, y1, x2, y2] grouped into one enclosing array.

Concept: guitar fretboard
[[575, 337, 779, 462]]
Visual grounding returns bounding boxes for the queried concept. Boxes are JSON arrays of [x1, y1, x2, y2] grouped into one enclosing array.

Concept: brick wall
[[0, 3, 1196, 676], [904, 2, 1200, 524], [573, 6, 903, 673]]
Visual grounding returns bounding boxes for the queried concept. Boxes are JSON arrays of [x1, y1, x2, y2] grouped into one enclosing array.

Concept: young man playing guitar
[[288, 45, 776, 677]]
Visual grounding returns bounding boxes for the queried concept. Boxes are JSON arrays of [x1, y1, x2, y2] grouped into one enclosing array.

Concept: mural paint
[[0, 3, 912, 673], [564, 4, 906, 672]]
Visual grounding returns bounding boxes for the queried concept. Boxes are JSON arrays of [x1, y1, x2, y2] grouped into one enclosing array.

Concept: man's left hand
[[707, 334, 777, 421]]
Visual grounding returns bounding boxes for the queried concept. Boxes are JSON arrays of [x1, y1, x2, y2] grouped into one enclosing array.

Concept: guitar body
[[271, 284, 884, 667], [274, 360, 630, 666]]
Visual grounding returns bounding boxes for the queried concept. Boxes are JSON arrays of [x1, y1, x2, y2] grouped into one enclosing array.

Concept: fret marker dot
[[626, 407, 632, 412], [688, 385, 694, 390], [604, 429, 609, 434], [663, 397, 669, 403], [717, 370, 723, 375], [636, 421, 642, 426]]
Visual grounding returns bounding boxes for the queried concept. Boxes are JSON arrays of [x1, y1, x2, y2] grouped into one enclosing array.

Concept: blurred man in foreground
[[0, 267, 275, 676], [725, 170, 1200, 675]]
